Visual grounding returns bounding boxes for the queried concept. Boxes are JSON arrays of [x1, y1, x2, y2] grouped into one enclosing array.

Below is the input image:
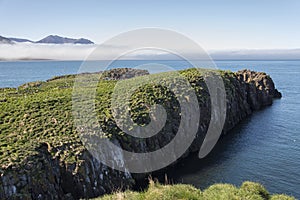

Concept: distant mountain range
[[0, 35, 94, 44], [35, 35, 94, 44], [8, 37, 33, 43], [0, 36, 14, 44]]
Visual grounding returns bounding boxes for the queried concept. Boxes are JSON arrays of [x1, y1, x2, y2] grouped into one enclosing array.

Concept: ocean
[[0, 60, 299, 198]]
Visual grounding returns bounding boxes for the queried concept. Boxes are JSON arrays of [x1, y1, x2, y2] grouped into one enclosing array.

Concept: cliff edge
[[0, 68, 281, 199]]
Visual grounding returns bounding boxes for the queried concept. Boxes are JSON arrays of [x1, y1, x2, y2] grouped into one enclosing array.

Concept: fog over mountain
[[0, 43, 96, 60], [0, 36, 13, 44], [8, 37, 33, 43], [1, 35, 94, 44], [0, 35, 300, 60]]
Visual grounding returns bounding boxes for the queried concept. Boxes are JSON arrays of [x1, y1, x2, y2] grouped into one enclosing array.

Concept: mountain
[[73, 38, 95, 44], [1, 35, 94, 45], [0, 36, 13, 44], [9, 37, 33, 43], [36, 35, 94, 44]]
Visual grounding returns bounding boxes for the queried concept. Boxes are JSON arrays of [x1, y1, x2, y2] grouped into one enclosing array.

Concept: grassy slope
[[0, 69, 294, 199], [0, 68, 223, 168], [96, 181, 295, 200], [0, 74, 82, 168]]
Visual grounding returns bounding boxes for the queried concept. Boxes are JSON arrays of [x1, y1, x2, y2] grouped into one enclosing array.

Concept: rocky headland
[[0, 68, 282, 199]]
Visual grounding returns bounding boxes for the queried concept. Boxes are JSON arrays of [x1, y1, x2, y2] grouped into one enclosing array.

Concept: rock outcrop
[[236, 69, 282, 109], [222, 69, 281, 133], [101, 68, 149, 80], [0, 144, 134, 200], [0, 69, 281, 199]]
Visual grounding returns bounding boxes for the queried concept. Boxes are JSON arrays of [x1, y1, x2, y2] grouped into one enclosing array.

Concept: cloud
[[209, 49, 300, 60], [0, 43, 146, 60], [1, 43, 300, 61], [0, 42, 204, 60], [0, 43, 96, 60]]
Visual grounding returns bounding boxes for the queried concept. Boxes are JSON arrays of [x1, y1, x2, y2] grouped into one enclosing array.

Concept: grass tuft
[[94, 181, 295, 200]]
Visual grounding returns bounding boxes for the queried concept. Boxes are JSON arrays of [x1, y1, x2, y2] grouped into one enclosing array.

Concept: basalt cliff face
[[222, 69, 281, 133], [0, 69, 281, 199]]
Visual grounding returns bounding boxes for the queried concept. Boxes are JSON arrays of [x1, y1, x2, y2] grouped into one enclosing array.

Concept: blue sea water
[[0, 60, 299, 198]]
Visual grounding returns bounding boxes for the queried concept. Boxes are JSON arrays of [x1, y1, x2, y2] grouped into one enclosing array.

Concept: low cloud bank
[[0, 43, 96, 60], [1, 43, 300, 61], [210, 49, 300, 60]]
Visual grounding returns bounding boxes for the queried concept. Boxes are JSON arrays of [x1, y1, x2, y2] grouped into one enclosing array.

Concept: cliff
[[0, 68, 281, 199]]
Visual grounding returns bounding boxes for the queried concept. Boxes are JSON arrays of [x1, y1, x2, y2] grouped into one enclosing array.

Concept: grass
[[1, 68, 227, 168], [0, 68, 293, 199], [95, 180, 295, 200]]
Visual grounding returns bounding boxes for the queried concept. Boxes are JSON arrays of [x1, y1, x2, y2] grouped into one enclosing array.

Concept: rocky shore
[[0, 68, 281, 199]]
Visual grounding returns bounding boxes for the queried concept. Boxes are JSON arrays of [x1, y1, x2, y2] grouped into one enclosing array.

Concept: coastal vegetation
[[0, 68, 283, 199], [0, 68, 222, 169], [96, 180, 295, 200]]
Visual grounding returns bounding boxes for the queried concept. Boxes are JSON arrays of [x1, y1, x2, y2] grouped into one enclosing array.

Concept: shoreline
[[0, 68, 282, 199]]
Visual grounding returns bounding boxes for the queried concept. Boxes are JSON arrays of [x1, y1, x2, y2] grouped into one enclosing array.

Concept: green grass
[[0, 69, 294, 199], [0, 74, 81, 167], [95, 181, 295, 200], [1, 68, 226, 168]]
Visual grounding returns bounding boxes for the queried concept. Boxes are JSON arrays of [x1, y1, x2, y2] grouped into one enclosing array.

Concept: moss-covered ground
[[95, 180, 295, 200], [0, 69, 294, 199], [1, 69, 233, 168]]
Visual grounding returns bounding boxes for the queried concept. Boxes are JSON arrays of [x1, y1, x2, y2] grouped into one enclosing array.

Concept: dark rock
[[236, 69, 282, 110], [0, 144, 134, 200], [101, 68, 149, 80], [0, 69, 281, 200]]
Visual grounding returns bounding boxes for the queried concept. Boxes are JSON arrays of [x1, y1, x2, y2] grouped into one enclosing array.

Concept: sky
[[1, 0, 300, 50]]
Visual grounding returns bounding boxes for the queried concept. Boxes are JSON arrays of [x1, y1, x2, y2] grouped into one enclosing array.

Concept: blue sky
[[0, 0, 300, 50]]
